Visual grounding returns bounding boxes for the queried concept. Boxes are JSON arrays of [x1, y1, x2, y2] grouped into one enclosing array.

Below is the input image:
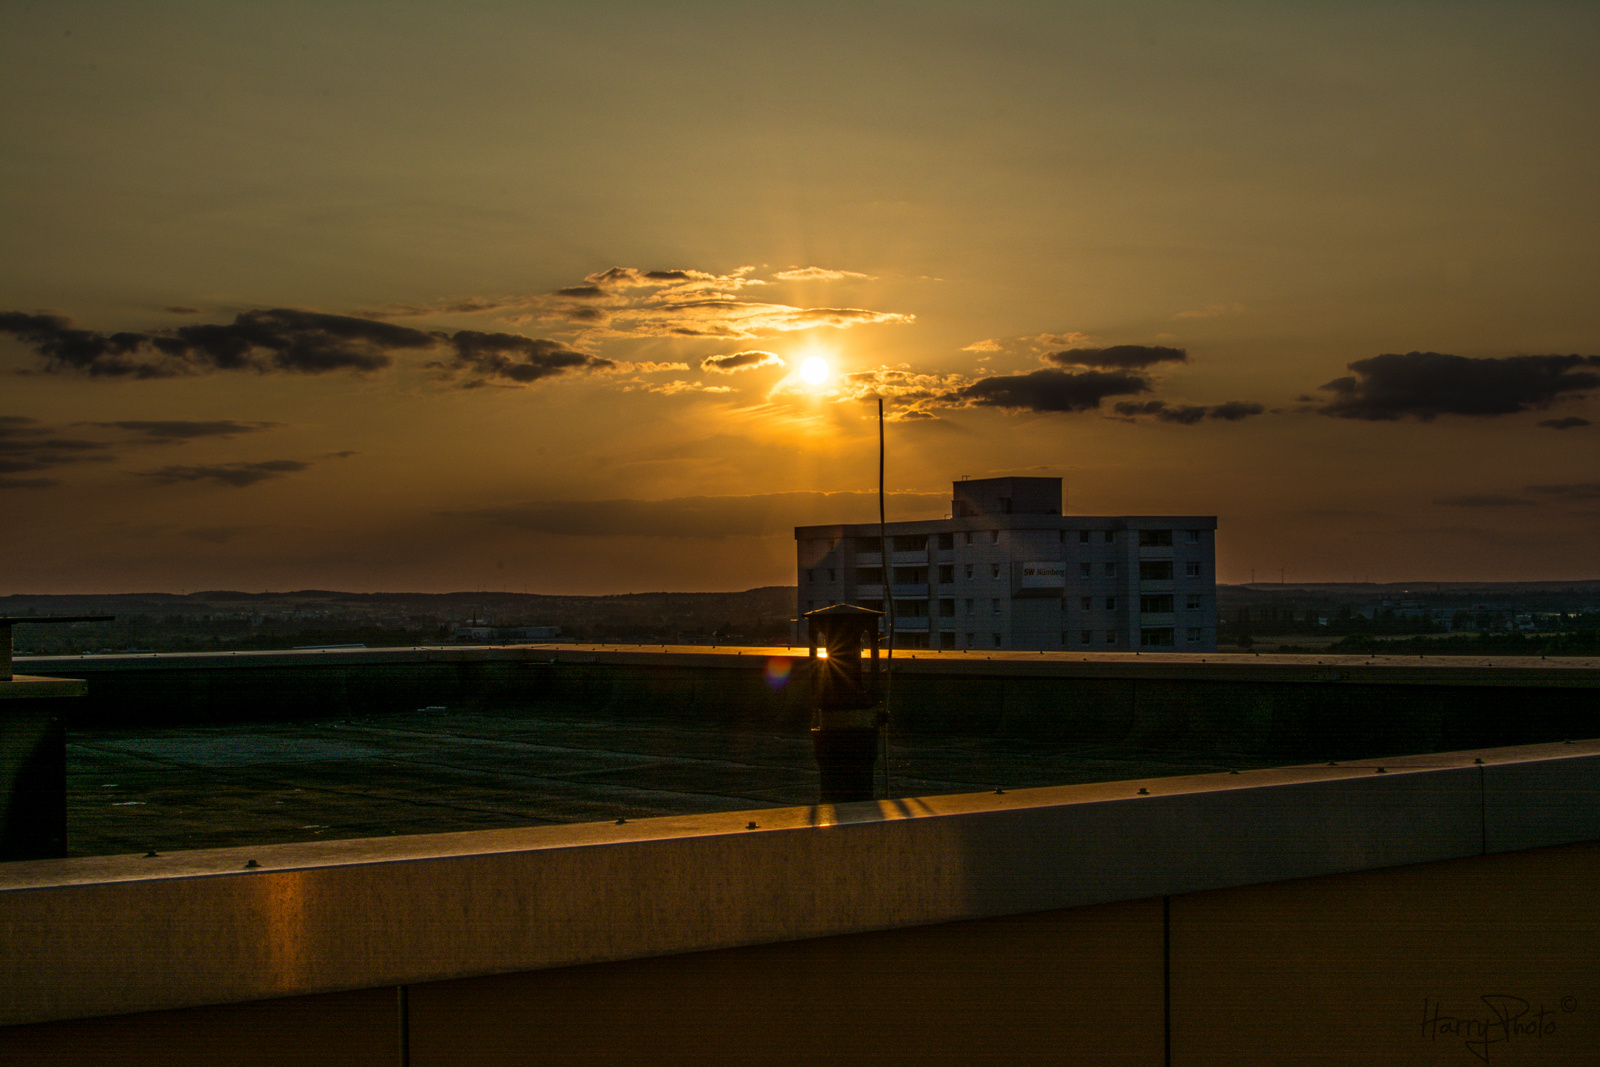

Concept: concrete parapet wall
[[1, 739, 1595, 1030], [19, 645, 1600, 762]]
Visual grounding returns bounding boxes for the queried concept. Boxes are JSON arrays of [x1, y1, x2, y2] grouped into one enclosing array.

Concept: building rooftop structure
[[796, 477, 1219, 652]]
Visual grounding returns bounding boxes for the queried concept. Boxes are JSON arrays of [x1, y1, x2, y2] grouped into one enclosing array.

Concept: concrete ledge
[[0, 675, 86, 699], [1, 739, 1595, 1026], [20, 643, 1600, 686]]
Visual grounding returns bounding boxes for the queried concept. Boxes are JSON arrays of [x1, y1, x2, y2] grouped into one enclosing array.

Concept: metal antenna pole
[[879, 398, 894, 800]]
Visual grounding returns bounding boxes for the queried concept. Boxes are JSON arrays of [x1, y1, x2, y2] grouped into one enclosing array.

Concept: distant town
[[6, 580, 1599, 658]]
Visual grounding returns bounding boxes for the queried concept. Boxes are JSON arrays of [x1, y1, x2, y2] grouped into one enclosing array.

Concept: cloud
[[627, 379, 734, 396], [1525, 483, 1600, 501], [0, 476, 58, 490], [1208, 401, 1267, 421], [429, 331, 614, 386], [624, 361, 690, 373], [1432, 494, 1535, 508], [164, 306, 200, 315], [701, 350, 784, 373], [0, 415, 114, 473], [962, 332, 1091, 354], [134, 459, 313, 487], [1046, 345, 1188, 370], [611, 301, 912, 340], [447, 491, 950, 539], [1537, 416, 1591, 430], [956, 368, 1152, 413], [2, 309, 435, 377], [80, 420, 281, 442], [1111, 399, 1265, 424], [1315, 352, 1600, 420], [773, 267, 875, 281]]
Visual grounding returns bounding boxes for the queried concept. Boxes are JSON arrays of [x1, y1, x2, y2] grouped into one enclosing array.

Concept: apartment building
[[795, 477, 1217, 651]]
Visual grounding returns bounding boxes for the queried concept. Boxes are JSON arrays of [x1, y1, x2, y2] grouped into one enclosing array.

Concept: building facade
[[795, 477, 1217, 651]]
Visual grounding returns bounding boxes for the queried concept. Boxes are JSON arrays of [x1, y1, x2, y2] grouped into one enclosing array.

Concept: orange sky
[[3, 2, 1597, 594]]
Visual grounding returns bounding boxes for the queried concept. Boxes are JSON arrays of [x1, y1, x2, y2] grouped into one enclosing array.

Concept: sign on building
[[1019, 562, 1066, 588]]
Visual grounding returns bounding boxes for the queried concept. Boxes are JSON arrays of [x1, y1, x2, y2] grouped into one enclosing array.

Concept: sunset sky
[[4, 2, 1598, 594]]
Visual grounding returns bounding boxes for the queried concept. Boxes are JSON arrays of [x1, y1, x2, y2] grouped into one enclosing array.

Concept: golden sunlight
[[800, 355, 830, 385]]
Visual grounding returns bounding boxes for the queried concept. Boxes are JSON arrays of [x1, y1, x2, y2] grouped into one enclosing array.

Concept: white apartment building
[[795, 477, 1218, 652]]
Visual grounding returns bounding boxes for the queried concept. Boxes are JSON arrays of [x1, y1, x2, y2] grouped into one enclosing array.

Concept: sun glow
[[799, 355, 830, 385]]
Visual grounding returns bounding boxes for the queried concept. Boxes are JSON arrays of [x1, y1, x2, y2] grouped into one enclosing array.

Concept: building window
[[1080, 596, 1093, 611], [1080, 530, 1091, 544], [1186, 595, 1202, 611], [1140, 560, 1174, 581], [965, 564, 974, 580], [1139, 530, 1174, 547], [938, 599, 955, 617], [993, 634, 1003, 647], [1141, 595, 1174, 614], [1080, 563, 1092, 578], [1187, 627, 1203, 642], [827, 569, 835, 581], [1104, 531, 1115, 543], [806, 570, 814, 582], [857, 567, 883, 585], [990, 563, 1001, 579], [964, 599, 974, 614], [992, 598, 1001, 614], [1081, 630, 1094, 644], [964, 532, 973, 545], [1105, 597, 1117, 610], [1106, 632, 1118, 644], [1186, 561, 1202, 577], [938, 532, 954, 550], [893, 535, 928, 552], [1188, 530, 1202, 543], [939, 564, 954, 584], [1104, 562, 1117, 577], [858, 537, 882, 553], [1141, 627, 1175, 647]]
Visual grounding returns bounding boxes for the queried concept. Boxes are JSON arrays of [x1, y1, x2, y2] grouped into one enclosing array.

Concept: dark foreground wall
[[3, 740, 1597, 1065], [4, 841, 1595, 1066]]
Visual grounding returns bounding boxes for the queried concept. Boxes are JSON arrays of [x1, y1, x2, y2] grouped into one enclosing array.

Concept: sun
[[800, 355, 830, 385]]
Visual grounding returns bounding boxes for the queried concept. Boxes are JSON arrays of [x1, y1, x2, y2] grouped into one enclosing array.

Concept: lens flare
[[800, 356, 829, 385], [764, 656, 794, 689]]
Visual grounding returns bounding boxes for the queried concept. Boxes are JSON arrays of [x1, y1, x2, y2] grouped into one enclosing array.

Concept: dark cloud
[[700, 350, 783, 373], [1046, 345, 1187, 370], [1114, 399, 1265, 424], [0, 476, 58, 490], [1526, 483, 1600, 501], [1537, 417, 1591, 430], [1209, 401, 1267, 421], [552, 286, 607, 299], [448, 491, 949, 539], [956, 368, 1152, 413], [435, 331, 614, 385], [134, 460, 312, 488], [1432, 495, 1534, 508], [0, 415, 114, 473], [164, 306, 200, 315], [2, 309, 434, 377], [81, 420, 281, 442], [1315, 352, 1600, 420]]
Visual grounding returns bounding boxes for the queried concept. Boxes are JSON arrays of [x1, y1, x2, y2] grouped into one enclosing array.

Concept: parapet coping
[[17, 643, 1600, 686], [1, 739, 1596, 1025]]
